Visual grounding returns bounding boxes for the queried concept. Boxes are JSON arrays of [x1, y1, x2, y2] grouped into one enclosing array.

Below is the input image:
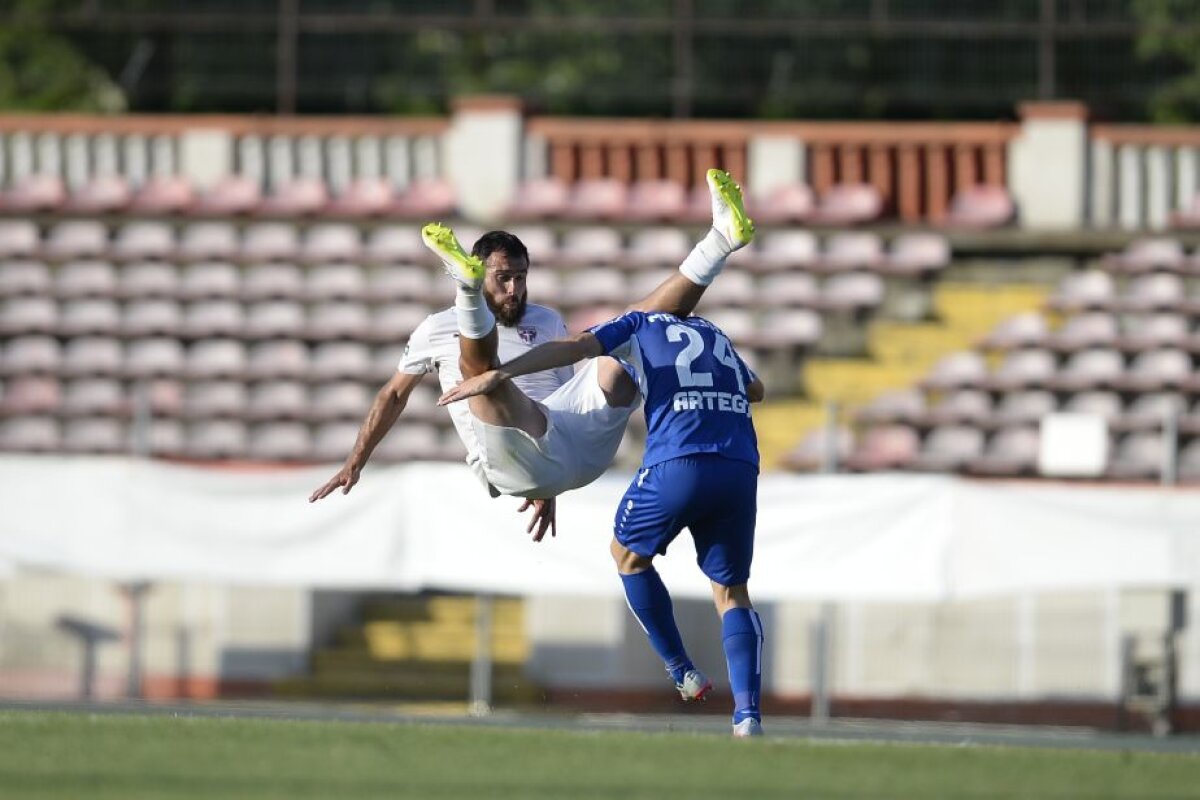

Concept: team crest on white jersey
[[518, 326, 537, 344]]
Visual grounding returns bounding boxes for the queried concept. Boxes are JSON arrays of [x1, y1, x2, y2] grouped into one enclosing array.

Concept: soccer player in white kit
[[309, 169, 755, 538]]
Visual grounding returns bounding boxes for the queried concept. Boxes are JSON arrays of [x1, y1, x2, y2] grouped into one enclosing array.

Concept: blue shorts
[[614, 454, 758, 587]]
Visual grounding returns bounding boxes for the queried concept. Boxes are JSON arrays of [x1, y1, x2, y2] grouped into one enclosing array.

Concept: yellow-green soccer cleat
[[421, 222, 485, 290], [706, 168, 756, 251]]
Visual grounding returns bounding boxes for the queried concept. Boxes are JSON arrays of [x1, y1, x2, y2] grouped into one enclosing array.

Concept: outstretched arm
[[309, 370, 424, 502], [438, 332, 603, 405]]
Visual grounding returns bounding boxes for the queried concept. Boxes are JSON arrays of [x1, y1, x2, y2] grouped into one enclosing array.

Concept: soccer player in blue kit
[[440, 308, 767, 738]]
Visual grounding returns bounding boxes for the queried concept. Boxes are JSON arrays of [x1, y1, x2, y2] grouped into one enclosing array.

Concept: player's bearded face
[[482, 254, 529, 326]]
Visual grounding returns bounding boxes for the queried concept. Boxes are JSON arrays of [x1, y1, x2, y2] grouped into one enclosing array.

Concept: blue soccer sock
[[619, 568, 693, 684], [722, 607, 764, 723]]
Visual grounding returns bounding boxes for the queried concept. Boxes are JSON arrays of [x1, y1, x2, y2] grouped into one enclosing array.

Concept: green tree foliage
[[1133, 0, 1200, 122]]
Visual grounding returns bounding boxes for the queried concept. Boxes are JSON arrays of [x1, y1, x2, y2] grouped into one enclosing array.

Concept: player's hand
[[437, 370, 507, 405], [308, 461, 362, 502], [517, 497, 556, 542]]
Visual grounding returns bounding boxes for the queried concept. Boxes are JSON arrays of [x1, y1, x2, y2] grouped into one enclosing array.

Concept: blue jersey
[[589, 311, 759, 470]]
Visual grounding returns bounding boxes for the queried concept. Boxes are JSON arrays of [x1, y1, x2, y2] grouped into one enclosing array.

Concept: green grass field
[[1, 710, 1198, 800]]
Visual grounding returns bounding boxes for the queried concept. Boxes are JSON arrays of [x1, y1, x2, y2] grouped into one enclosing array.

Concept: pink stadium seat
[[1115, 392, 1187, 432], [1168, 192, 1200, 230], [245, 300, 305, 339], [819, 272, 885, 311], [192, 175, 262, 216], [307, 301, 371, 340], [391, 179, 456, 218], [248, 422, 313, 461], [681, 183, 717, 224], [122, 299, 183, 337], [303, 224, 362, 263], [58, 299, 120, 336], [780, 426, 854, 472], [756, 272, 819, 308], [980, 312, 1049, 350], [64, 175, 132, 213], [373, 421, 442, 462], [563, 179, 628, 221], [62, 418, 127, 454], [183, 300, 245, 338], [55, 260, 118, 299], [312, 421, 363, 462], [744, 230, 818, 274], [180, 262, 241, 300], [61, 336, 123, 377], [623, 180, 687, 222], [1120, 313, 1189, 352], [185, 419, 249, 459], [242, 262, 304, 301], [1047, 312, 1119, 352], [1121, 273, 1185, 313], [944, 185, 1015, 228], [258, 178, 329, 217], [818, 232, 884, 273], [368, 264, 435, 303], [178, 222, 239, 262], [44, 221, 108, 260], [129, 176, 195, 215], [624, 227, 691, 268], [911, 424, 985, 472], [1049, 348, 1125, 391], [0, 416, 60, 452], [506, 178, 570, 221], [1047, 271, 1116, 312], [371, 302, 429, 342], [312, 381, 372, 420], [561, 268, 627, 308], [985, 348, 1057, 390], [185, 380, 249, 418], [143, 418, 186, 456], [809, 183, 883, 226], [241, 223, 300, 262], [327, 177, 395, 218], [61, 378, 125, 416], [2, 335, 61, 375], [1, 376, 61, 414], [525, 269, 563, 307], [854, 389, 926, 426], [921, 351, 988, 391], [506, 225, 558, 263], [365, 225, 426, 263], [919, 389, 993, 426], [1118, 348, 1191, 391], [967, 426, 1040, 476], [311, 341, 374, 381], [119, 262, 179, 300], [0, 221, 41, 258], [185, 339, 248, 379], [566, 305, 624, 334], [560, 227, 624, 266], [112, 222, 175, 262], [247, 381, 309, 421], [1, 174, 66, 212], [844, 424, 920, 471], [124, 337, 186, 378], [755, 309, 823, 349], [881, 232, 951, 277], [307, 263, 368, 302], [0, 260, 51, 297], [247, 340, 310, 380], [1063, 390, 1123, 423], [696, 271, 755, 308], [1100, 237, 1187, 275], [1108, 432, 1168, 481], [370, 344, 410, 382], [746, 183, 815, 225], [993, 390, 1057, 427], [698, 309, 756, 349], [0, 296, 57, 335], [141, 378, 185, 416]]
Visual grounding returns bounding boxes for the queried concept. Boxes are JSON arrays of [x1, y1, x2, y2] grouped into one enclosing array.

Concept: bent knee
[[610, 538, 653, 574]]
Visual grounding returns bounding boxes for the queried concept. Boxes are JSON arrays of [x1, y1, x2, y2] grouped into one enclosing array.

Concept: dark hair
[[471, 230, 529, 266]]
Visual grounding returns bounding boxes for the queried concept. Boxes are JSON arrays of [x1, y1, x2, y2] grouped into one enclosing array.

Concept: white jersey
[[398, 303, 575, 488]]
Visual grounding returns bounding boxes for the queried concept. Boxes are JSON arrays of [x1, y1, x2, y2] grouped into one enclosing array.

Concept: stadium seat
[[0, 221, 41, 258], [1049, 348, 1126, 392], [1063, 390, 1123, 423], [756, 272, 820, 308], [754, 308, 823, 349], [368, 264, 435, 303], [258, 178, 329, 217], [139, 378, 185, 416], [0, 376, 62, 414], [623, 180, 687, 222], [307, 301, 371, 340], [944, 185, 1015, 228], [920, 351, 988, 391], [307, 263, 368, 301], [180, 262, 241, 300], [980, 312, 1049, 350], [311, 381, 371, 420], [0, 260, 51, 297], [125, 337, 186, 378], [560, 227, 624, 266], [44, 221, 108, 260], [809, 183, 883, 226], [183, 300, 245, 338], [117, 261, 179, 300], [55, 260, 118, 299], [779, 426, 854, 472], [184, 419, 249, 459], [241, 262, 304, 301], [390, 178, 456, 218], [967, 426, 1039, 476], [370, 344, 409, 382], [128, 176, 196, 215], [1108, 432, 1167, 480], [1115, 392, 1187, 432], [992, 389, 1057, 427], [364, 225, 426, 263], [0, 174, 66, 212], [506, 177, 570, 221], [244, 300, 305, 339], [506, 226, 558, 264], [918, 389, 993, 427], [122, 299, 183, 337], [178, 222, 239, 262], [61, 336, 123, 377], [700, 271, 756, 307], [1046, 312, 1118, 352], [0, 296, 57, 335], [819, 272, 885, 311], [561, 268, 627, 308], [326, 177, 395, 217], [1117, 348, 1191, 391], [1168, 192, 1200, 230], [745, 183, 815, 225], [142, 418, 186, 456], [985, 348, 1057, 390], [241, 223, 300, 262], [2, 335, 61, 375], [112, 221, 176, 262], [698, 308, 756, 348], [192, 175, 262, 216], [184, 380, 249, 418], [186, 339, 248, 379], [853, 389, 926, 426], [247, 381, 310, 421], [817, 231, 884, 274], [312, 421, 362, 462], [524, 269, 563, 307], [1047, 271, 1116, 312], [370, 302, 429, 342], [624, 227, 691, 268], [303, 224, 362, 263], [911, 425, 985, 472], [62, 417, 127, 454], [844, 424, 920, 471], [311, 341, 374, 381], [1118, 313, 1189, 352], [749, 230, 820, 273], [61, 378, 125, 416], [248, 421, 313, 461], [0, 416, 60, 452], [247, 340, 310, 380], [58, 299, 120, 336], [880, 232, 951, 277], [1100, 237, 1187, 274], [64, 175, 132, 213], [1121, 273, 1185, 313], [372, 421, 442, 461], [563, 179, 628, 221]]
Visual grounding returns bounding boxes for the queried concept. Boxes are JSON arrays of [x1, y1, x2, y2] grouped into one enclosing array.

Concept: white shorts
[[471, 358, 637, 499]]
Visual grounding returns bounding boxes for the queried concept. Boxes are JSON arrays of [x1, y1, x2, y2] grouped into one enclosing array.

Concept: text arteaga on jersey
[[672, 390, 751, 415]]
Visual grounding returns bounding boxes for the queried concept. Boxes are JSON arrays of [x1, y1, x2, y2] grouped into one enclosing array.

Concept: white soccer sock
[[455, 285, 495, 339], [678, 227, 734, 287]]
